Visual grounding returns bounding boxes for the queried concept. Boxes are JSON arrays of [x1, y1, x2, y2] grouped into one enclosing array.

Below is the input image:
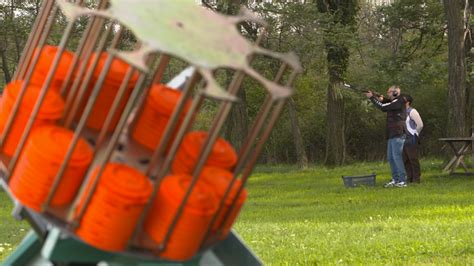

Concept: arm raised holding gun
[[342, 82, 408, 187], [365, 85, 409, 188], [342, 83, 384, 101]]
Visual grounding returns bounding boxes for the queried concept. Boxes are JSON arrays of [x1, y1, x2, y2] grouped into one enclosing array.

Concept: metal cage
[[0, 0, 301, 264]]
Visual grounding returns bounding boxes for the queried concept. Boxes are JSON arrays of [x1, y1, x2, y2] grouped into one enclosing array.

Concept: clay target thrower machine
[[0, 0, 301, 264]]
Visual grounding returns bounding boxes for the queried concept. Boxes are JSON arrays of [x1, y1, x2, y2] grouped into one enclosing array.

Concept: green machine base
[[3, 227, 261, 266], [1, 179, 261, 266]]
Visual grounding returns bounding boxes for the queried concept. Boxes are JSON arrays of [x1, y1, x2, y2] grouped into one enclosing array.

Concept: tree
[[317, 0, 359, 166], [269, 3, 309, 168], [0, 0, 41, 86], [287, 97, 308, 168], [0, 38, 11, 84], [203, 1, 309, 169], [201, 0, 251, 151], [443, 0, 472, 137]]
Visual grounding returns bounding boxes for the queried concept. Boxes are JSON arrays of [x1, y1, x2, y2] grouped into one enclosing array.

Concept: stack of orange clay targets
[[9, 126, 93, 211], [1, 46, 248, 259], [76, 52, 139, 132], [29, 45, 75, 92], [132, 84, 191, 151], [0, 81, 65, 156], [76, 163, 152, 251]]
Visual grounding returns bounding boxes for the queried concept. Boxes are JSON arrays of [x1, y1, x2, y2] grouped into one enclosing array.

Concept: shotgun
[[342, 83, 383, 98]]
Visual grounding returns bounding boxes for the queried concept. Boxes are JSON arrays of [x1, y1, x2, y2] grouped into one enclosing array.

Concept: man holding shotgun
[[365, 86, 408, 188]]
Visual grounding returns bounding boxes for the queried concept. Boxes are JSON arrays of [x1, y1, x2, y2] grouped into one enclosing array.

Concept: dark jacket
[[369, 95, 406, 139]]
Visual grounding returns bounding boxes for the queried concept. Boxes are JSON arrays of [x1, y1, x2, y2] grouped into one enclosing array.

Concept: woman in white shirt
[[403, 95, 423, 183]]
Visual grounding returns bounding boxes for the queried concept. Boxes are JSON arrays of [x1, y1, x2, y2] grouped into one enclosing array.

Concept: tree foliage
[[0, 0, 468, 164]]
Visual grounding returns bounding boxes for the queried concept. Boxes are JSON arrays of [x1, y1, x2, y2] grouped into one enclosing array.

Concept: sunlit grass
[[0, 192, 28, 261], [235, 159, 474, 265], [1, 159, 473, 264]]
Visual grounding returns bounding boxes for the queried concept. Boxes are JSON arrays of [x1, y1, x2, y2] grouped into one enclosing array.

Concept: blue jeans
[[387, 136, 407, 183]]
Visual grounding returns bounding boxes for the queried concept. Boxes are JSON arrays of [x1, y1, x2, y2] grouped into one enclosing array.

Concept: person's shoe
[[395, 181, 407, 188], [383, 180, 396, 188]]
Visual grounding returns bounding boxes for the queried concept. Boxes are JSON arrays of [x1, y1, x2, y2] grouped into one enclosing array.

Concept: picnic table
[[439, 137, 474, 175]]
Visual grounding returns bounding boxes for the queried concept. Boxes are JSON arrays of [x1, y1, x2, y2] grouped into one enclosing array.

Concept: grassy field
[[1, 159, 473, 264], [235, 159, 474, 265], [0, 190, 28, 262]]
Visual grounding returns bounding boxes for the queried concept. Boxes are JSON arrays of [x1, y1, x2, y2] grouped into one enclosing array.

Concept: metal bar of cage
[[62, 25, 124, 128], [155, 66, 298, 253], [59, 0, 110, 98], [67, 54, 156, 226], [12, 0, 53, 81], [95, 43, 142, 150], [153, 91, 207, 253], [0, 2, 63, 159], [200, 62, 289, 247], [1, 0, 88, 155], [41, 31, 118, 211], [150, 42, 296, 255], [125, 54, 172, 147], [0, 0, 302, 262], [234, 63, 288, 175], [216, 71, 299, 237], [22, 7, 126, 211], [36, 15, 127, 212], [152, 55, 171, 85], [128, 68, 201, 247], [7, 6, 83, 174], [144, 68, 200, 177]]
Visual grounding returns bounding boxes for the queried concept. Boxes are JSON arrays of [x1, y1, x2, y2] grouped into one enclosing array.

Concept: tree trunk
[[287, 97, 308, 168], [212, 0, 253, 152], [465, 1, 473, 136], [323, 41, 349, 166], [324, 81, 346, 165], [224, 87, 249, 151], [318, 0, 357, 166], [10, 1, 21, 62], [443, 0, 471, 137], [1, 48, 11, 84]]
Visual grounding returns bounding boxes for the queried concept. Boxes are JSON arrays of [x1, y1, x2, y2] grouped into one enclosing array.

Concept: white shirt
[[406, 108, 423, 136]]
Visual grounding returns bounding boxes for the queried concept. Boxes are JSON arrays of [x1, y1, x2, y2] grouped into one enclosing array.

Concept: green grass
[[234, 159, 474, 265], [1, 159, 473, 264], [0, 191, 28, 261]]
